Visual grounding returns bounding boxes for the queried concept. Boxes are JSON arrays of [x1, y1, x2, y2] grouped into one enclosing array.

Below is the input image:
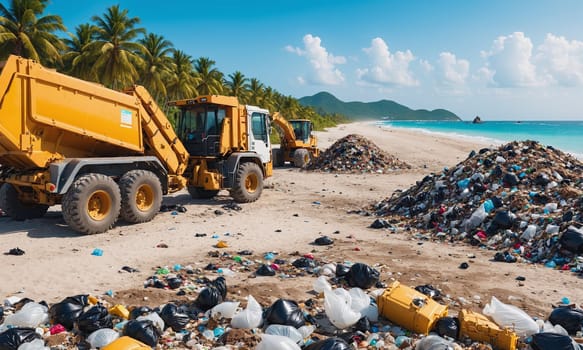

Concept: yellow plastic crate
[[459, 309, 518, 350], [102, 336, 151, 350], [377, 281, 448, 334]]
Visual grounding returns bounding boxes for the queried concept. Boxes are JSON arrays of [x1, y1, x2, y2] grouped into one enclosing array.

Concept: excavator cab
[[290, 119, 313, 143]]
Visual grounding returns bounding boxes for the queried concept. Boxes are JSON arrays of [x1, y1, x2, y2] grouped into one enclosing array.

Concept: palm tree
[[225, 71, 249, 103], [194, 57, 224, 95], [166, 49, 198, 101], [0, 0, 65, 66], [247, 78, 264, 106], [62, 23, 98, 81], [262, 86, 276, 112], [137, 33, 174, 100], [87, 5, 145, 90]]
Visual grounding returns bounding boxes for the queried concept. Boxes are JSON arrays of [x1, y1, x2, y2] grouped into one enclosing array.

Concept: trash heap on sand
[[308, 134, 410, 173], [369, 140, 583, 269], [1, 254, 581, 350]]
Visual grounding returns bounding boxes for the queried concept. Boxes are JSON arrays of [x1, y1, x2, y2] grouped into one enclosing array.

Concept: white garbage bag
[[483, 296, 538, 337], [231, 295, 262, 329], [324, 289, 361, 329]]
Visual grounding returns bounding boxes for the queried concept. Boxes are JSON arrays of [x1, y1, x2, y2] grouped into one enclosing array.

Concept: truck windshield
[[178, 106, 226, 141]]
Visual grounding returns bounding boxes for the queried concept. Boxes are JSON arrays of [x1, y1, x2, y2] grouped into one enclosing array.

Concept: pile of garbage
[[369, 140, 583, 269], [308, 134, 410, 173], [1, 257, 581, 350]]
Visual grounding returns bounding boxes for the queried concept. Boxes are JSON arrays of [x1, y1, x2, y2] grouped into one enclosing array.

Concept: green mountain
[[299, 91, 461, 121]]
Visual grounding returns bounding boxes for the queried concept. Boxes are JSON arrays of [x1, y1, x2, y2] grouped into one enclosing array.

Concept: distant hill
[[299, 91, 461, 121]]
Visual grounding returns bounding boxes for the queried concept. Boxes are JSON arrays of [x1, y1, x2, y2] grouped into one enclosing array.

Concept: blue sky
[[44, 0, 583, 120]]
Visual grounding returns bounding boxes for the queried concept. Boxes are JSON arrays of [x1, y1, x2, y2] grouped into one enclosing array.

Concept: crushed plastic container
[[377, 281, 448, 334], [102, 336, 151, 350], [459, 309, 518, 350]]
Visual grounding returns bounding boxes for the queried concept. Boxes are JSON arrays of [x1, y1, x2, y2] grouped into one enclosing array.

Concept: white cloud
[[357, 37, 418, 87], [437, 52, 470, 86], [536, 33, 583, 86], [481, 32, 540, 87], [286, 34, 346, 85], [419, 59, 434, 72]]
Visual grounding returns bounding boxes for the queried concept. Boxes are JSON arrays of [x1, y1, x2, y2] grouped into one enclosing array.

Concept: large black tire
[[188, 186, 219, 199], [120, 170, 162, 223], [62, 173, 121, 234], [229, 162, 263, 203], [0, 183, 49, 220], [293, 148, 311, 168], [272, 148, 284, 167]]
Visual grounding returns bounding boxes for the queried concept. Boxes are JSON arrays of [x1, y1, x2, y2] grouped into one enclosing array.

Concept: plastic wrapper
[[415, 335, 456, 350], [548, 307, 583, 335], [159, 303, 189, 331], [0, 328, 41, 350], [14, 339, 47, 350], [1, 303, 48, 328], [324, 289, 361, 329], [265, 324, 304, 345], [210, 302, 240, 319], [231, 295, 262, 329], [86, 328, 119, 348], [76, 305, 112, 334], [483, 296, 538, 337], [122, 320, 161, 347], [313, 276, 332, 293], [348, 288, 370, 314], [303, 337, 350, 350], [345, 263, 379, 289], [48, 295, 89, 330], [136, 312, 164, 332], [264, 299, 305, 328], [256, 334, 301, 350]]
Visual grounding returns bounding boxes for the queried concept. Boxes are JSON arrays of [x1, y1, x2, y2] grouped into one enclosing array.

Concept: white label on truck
[[121, 109, 133, 127]]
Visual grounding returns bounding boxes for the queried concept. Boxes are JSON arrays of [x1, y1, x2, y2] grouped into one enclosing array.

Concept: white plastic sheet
[[231, 295, 262, 329], [483, 296, 538, 337], [324, 289, 361, 329], [256, 334, 301, 350], [2, 302, 48, 328], [87, 328, 119, 348], [265, 324, 304, 345], [211, 301, 240, 319]]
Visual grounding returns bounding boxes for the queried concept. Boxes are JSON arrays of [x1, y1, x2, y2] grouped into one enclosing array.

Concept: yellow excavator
[[270, 112, 319, 168]]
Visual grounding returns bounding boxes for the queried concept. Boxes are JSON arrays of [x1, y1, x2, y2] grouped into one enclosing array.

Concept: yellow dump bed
[[0, 55, 187, 175]]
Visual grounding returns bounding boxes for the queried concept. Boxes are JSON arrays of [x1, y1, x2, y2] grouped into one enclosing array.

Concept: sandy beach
[[1, 121, 581, 320]]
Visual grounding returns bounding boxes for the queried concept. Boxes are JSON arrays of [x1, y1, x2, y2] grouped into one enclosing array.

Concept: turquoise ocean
[[377, 120, 583, 159]]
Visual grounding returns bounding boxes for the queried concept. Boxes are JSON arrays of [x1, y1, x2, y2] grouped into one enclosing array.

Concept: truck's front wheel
[[0, 184, 49, 220], [120, 170, 162, 223], [230, 162, 263, 203], [62, 173, 121, 234]]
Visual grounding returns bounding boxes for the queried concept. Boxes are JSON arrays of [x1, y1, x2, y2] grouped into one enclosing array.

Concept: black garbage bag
[[76, 304, 113, 334], [491, 211, 514, 230], [494, 251, 517, 263], [335, 264, 350, 277], [304, 337, 350, 350], [256, 264, 276, 276], [415, 285, 441, 299], [354, 316, 370, 332], [345, 263, 379, 289], [503, 172, 519, 187], [548, 307, 583, 335], [315, 236, 334, 245], [130, 306, 152, 320], [0, 306, 4, 324], [159, 303, 190, 331], [195, 287, 223, 311], [534, 173, 551, 187], [433, 316, 460, 339], [166, 277, 183, 289], [531, 332, 576, 350], [292, 257, 315, 268], [0, 328, 42, 350], [370, 218, 390, 229], [210, 277, 227, 300], [123, 319, 162, 347], [263, 299, 305, 328], [560, 226, 583, 254], [48, 294, 89, 330]]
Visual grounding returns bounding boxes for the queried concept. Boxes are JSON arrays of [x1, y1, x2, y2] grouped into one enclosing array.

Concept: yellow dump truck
[[0, 55, 272, 234], [270, 112, 319, 168]]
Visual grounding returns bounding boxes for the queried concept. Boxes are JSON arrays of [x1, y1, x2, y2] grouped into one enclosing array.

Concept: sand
[[1, 122, 581, 318]]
